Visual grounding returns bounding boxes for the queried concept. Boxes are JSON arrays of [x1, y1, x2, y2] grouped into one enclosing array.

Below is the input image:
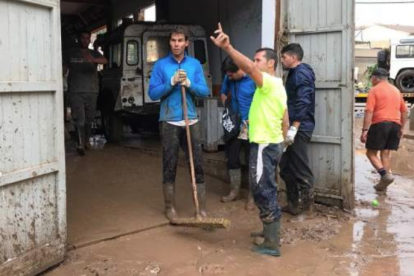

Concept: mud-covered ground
[[42, 118, 414, 276]]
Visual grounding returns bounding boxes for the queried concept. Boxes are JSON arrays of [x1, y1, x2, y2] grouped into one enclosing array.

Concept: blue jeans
[[249, 142, 283, 223]]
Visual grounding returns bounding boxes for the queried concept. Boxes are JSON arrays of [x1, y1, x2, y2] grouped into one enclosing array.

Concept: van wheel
[[396, 70, 414, 93], [102, 112, 123, 143]]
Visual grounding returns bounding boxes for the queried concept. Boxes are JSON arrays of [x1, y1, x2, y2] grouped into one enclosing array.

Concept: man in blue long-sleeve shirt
[[148, 27, 210, 222], [280, 43, 316, 216], [219, 56, 256, 210]]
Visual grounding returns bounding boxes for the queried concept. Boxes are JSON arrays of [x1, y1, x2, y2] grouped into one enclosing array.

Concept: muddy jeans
[[280, 131, 315, 201], [69, 92, 98, 129], [160, 122, 205, 185], [249, 142, 283, 223]]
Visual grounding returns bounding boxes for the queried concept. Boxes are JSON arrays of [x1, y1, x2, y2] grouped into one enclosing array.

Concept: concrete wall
[[109, 0, 263, 90], [167, 0, 262, 89], [262, 0, 275, 48]]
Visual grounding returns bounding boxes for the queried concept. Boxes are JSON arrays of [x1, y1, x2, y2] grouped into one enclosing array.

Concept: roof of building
[[356, 24, 414, 34]]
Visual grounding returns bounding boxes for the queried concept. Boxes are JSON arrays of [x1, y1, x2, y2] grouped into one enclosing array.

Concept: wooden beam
[[61, 0, 104, 6], [275, 0, 281, 43]]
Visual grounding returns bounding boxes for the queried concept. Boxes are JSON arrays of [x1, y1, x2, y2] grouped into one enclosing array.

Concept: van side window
[[126, 40, 139, 65], [396, 45, 414, 58], [194, 40, 206, 64], [146, 36, 170, 63]]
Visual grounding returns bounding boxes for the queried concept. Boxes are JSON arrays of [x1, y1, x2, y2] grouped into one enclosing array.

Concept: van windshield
[[146, 36, 170, 63]]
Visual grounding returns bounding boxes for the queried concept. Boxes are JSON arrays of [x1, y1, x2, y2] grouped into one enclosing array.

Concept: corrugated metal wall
[[284, 0, 355, 209], [0, 0, 66, 275]]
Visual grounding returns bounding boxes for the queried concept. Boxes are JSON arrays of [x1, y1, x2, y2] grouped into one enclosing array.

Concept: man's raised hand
[[210, 23, 230, 50]]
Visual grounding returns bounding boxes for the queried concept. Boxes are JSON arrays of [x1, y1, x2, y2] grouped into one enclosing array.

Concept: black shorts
[[366, 121, 401, 151]]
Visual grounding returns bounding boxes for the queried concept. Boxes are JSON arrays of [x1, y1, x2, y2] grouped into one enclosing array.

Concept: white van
[[97, 23, 212, 141], [389, 38, 414, 97]]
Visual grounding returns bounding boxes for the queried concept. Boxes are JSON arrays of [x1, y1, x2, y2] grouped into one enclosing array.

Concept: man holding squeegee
[[148, 27, 210, 222], [211, 23, 289, 257]]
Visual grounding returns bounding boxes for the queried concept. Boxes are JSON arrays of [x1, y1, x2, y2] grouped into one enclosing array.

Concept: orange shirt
[[365, 81, 408, 125]]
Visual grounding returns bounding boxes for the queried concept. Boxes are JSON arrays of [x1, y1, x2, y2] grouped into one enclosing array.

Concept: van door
[[0, 0, 66, 275], [285, 0, 355, 209], [188, 37, 212, 92], [122, 37, 143, 107], [142, 31, 171, 103]]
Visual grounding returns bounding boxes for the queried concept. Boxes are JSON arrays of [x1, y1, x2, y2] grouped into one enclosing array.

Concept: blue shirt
[[148, 53, 210, 122], [285, 63, 316, 132], [220, 75, 256, 121]]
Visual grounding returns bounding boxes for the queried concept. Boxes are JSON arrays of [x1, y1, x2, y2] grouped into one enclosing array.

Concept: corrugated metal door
[[285, 0, 355, 209], [0, 0, 66, 275]]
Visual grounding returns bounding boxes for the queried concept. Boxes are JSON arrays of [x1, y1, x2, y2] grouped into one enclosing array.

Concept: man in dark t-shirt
[[63, 30, 107, 156]]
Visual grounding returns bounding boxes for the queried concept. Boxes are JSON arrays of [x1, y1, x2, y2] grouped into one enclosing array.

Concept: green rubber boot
[[221, 169, 241, 203], [251, 220, 281, 257], [163, 184, 178, 222]]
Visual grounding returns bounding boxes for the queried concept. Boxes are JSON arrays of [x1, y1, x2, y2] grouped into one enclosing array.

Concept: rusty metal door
[[0, 0, 66, 275], [284, 0, 355, 209]]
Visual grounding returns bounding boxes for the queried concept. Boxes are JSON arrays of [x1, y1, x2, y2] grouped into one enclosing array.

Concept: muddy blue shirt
[[285, 63, 316, 132], [220, 75, 256, 121], [148, 53, 209, 122]]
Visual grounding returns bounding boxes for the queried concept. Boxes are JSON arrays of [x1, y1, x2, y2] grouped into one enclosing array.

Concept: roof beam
[[61, 0, 105, 6]]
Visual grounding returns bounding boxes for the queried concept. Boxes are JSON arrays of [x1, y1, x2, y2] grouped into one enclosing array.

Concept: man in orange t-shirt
[[360, 68, 409, 192]]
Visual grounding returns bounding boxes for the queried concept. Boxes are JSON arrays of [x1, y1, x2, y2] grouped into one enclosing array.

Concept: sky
[[355, 1, 414, 27], [144, 4, 156, 22]]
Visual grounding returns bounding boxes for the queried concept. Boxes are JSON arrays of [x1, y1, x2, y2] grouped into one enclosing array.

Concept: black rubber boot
[[282, 182, 301, 215], [251, 219, 281, 257], [84, 123, 92, 150], [301, 188, 315, 216], [197, 183, 207, 217], [221, 169, 241, 203], [75, 126, 85, 156], [163, 184, 178, 222]]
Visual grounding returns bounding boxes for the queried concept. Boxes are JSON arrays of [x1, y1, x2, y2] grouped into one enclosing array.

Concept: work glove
[[285, 126, 298, 145], [171, 69, 191, 88]]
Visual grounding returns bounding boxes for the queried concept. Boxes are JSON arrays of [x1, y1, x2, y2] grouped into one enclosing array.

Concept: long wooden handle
[[181, 85, 200, 217]]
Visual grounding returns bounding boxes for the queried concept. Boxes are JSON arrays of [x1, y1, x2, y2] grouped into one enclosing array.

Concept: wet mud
[[42, 120, 414, 276]]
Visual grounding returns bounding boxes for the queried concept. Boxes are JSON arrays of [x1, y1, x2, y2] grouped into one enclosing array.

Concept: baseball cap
[[371, 68, 389, 77]]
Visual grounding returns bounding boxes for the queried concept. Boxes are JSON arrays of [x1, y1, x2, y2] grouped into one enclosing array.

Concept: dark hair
[[281, 43, 304, 61], [77, 29, 91, 38], [170, 27, 189, 41], [371, 68, 389, 80], [255, 47, 278, 70], [222, 56, 239, 73]]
